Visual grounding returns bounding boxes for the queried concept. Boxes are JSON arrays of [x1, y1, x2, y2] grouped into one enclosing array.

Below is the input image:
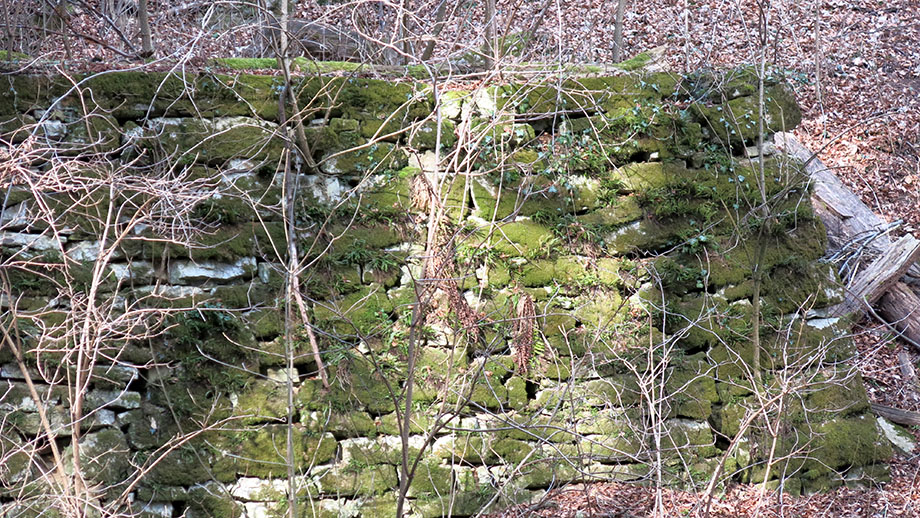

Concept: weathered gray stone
[[135, 285, 205, 299], [229, 476, 289, 501], [65, 429, 131, 485], [85, 389, 142, 410], [109, 261, 155, 284], [877, 417, 916, 453], [0, 202, 33, 231], [0, 231, 65, 253], [168, 256, 257, 284]]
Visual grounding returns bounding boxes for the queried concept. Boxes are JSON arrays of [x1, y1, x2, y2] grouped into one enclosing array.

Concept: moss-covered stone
[[233, 379, 288, 423], [297, 357, 398, 414], [296, 76, 432, 120], [574, 292, 625, 328], [319, 141, 408, 175], [187, 481, 243, 518], [413, 487, 497, 518], [356, 494, 400, 518], [490, 220, 555, 256], [313, 464, 398, 496], [302, 409, 378, 437], [505, 377, 528, 409], [146, 443, 215, 485], [406, 460, 454, 496], [692, 84, 802, 145], [313, 284, 394, 336], [138, 116, 283, 168], [577, 195, 643, 228], [662, 419, 718, 458], [666, 360, 720, 420], [66, 428, 131, 487], [212, 427, 336, 479], [407, 118, 456, 149], [779, 415, 892, 477]]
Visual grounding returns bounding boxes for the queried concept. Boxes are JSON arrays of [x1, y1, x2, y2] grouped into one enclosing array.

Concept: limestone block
[[312, 464, 398, 497], [85, 389, 142, 411], [143, 116, 283, 168], [168, 256, 257, 284], [109, 261, 156, 284], [229, 477, 288, 501], [65, 429, 131, 486], [0, 231, 65, 255], [340, 435, 425, 466], [0, 202, 34, 231]]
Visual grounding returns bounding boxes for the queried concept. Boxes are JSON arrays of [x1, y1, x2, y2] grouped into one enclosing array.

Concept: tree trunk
[[484, 0, 496, 69], [138, 0, 153, 57], [612, 0, 626, 61]]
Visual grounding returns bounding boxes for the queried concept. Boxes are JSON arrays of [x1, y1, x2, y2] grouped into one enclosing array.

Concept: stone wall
[[0, 66, 893, 517]]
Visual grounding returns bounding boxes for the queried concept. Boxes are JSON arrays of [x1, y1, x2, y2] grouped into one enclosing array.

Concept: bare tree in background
[[137, 0, 153, 57], [612, 0, 627, 61]]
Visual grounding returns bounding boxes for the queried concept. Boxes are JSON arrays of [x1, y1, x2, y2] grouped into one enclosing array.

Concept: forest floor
[[16, 0, 920, 516]]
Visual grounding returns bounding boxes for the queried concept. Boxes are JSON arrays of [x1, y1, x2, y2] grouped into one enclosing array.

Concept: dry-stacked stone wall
[[0, 66, 893, 517]]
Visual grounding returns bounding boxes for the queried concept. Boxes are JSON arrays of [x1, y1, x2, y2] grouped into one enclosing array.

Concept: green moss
[[505, 377, 528, 409], [763, 261, 841, 313], [359, 118, 403, 142], [355, 173, 414, 214], [407, 118, 456, 149], [313, 284, 394, 336], [211, 282, 278, 309], [192, 192, 260, 224], [72, 72, 280, 120], [211, 57, 278, 69], [615, 50, 655, 72], [297, 356, 398, 414], [574, 292, 625, 329], [662, 419, 719, 458], [356, 494, 400, 518], [146, 442, 215, 485], [804, 373, 870, 417], [406, 460, 454, 497], [451, 376, 509, 411], [471, 173, 569, 221], [305, 123, 365, 154], [782, 416, 891, 477], [313, 464, 398, 496], [233, 379, 288, 423], [212, 57, 366, 73], [692, 84, 802, 145], [0, 50, 30, 61], [416, 346, 468, 379], [413, 488, 497, 518], [212, 427, 335, 478], [142, 221, 285, 262], [302, 409, 377, 436], [666, 360, 720, 420], [517, 259, 555, 287], [187, 482, 243, 518], [319, 141, 408, 175], [246, 308, 284, 340], [139, 116, 283, 168], [491, 220, 555, 256], [60, 112, 121, 154], [296, 76, 432, 120], [512, 75, 658, 115]]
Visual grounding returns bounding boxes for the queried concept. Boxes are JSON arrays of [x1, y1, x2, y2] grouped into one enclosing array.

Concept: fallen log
[[897, 351, 919, 389], [774, 133, 920, 282], [870, 402, 920, 427], [879, 283, 920, 349], [774, 132, 920, 347], [830, 235, 920, 317]]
